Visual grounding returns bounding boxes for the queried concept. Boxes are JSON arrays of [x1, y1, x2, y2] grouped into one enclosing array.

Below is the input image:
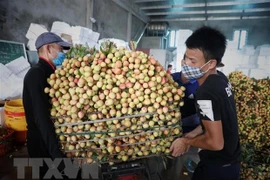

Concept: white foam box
[[240, 55, 250, 65], [72, 38, 87, 46], [0, 73, 22, 100], [242, 45, 254, 50], [73, 39, 89, 46], [16, 67, 30, 78], [227, 40, 238, 50], [241, 45, 254, 54], [69, 26, 90, 40], [0, 107, 5, 128], [87, 41, 98, 48], [69, 26, 84, 39], [176, 39, 186, 47], [250, 69, 268, 79], [60, 33, 72, 43], [25, 23, 48, 40], [98, 38, 126, 49], [82, 27, 91, 39], [87, 37, 96, 44], [234, 68, 250, 77], [176, 45, 186, 55], [258, 45, 270, 56], [257, 63, 270, 72], [176, 29, 193, 47], [51, 21, 71, 36], [72, 40, 83, 45], [224, 49, 240, 58], [27, 40, 36, 51], [257, 56, 270, 72], [257, 56, 270, 65], [176, 29, 192, 40], [248, 55, 258, 65], [237, 64, 258, 69], [5, 56, 30, 75], [89, 31, 100, 42], [0, 63, 13, 77]]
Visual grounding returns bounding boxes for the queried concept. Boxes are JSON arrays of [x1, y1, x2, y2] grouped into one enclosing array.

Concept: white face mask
[[182, 60, 211, 80]]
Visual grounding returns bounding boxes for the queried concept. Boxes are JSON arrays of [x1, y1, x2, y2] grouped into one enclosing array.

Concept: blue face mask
[[49, 47, 65, 66], [53, 52, 65, 66]]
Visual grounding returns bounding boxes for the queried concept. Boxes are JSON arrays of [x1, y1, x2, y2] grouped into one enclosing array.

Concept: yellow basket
[[4, 99, 27, 131]]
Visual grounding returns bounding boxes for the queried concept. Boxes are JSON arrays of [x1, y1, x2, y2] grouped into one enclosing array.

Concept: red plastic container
[[116, 174, 142, 180], [13, 130, 27, 144], [0, 128, 14, 156]]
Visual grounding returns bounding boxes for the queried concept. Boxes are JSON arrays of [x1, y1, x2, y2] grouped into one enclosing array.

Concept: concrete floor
[[0, 144, 195, 180]]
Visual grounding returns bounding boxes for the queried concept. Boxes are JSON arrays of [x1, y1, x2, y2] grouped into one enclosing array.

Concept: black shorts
[[192, 161, 240, 180]]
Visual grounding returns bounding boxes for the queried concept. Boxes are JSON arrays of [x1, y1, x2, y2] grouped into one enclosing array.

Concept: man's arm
[[171, 120, 224, 157], [184, 90, 224, 150], [184, 120, 224, 150], [27, 68, 64, 159], [184, 125, 203, 138]]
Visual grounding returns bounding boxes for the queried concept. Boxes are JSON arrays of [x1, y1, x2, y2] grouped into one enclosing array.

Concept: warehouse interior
[[0, 0, 270, 180], [1, 0, 270, 75], [1, 0, 269, 45], [1, 0, 270, 46]]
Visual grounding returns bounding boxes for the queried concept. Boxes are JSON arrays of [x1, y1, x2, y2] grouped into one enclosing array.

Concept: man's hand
[[170, 138, 189, 157]]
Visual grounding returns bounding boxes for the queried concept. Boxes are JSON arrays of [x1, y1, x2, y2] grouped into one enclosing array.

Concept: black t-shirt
[[196, 73, 241, 165], [217, 70, 228, 82]]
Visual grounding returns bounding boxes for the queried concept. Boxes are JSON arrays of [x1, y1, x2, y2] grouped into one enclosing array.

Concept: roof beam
[[208, 0, 270, 6], [151, 16, 270, 21], [145, 8, 270, 16], [112, 0, 149, 23], [140, 0, 270, 10], [135, 0, 167, 3], [151, 17, 206, 21], [242, 15, 270, 19], [146, 11, 205, 15]]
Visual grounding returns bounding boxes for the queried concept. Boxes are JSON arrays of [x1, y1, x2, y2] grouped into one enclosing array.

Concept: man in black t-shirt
[[170, 26, 241, 180]]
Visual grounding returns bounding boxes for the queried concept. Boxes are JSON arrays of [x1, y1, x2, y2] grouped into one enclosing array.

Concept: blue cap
[[35, 32, 70, 50]]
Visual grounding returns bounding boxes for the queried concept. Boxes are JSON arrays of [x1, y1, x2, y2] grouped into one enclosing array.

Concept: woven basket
[[0, 128, 14, 156]]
